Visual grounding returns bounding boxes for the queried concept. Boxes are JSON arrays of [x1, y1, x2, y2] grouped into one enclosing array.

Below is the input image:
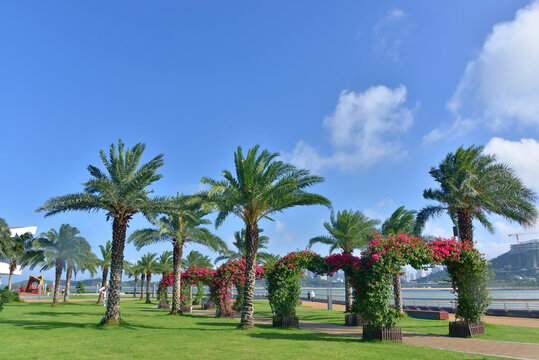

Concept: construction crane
[[508, 232, 539, 270]]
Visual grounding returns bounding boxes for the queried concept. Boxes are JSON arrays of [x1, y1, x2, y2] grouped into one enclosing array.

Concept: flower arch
[[268, 234, 490, 335], [265, 250, 332, 318], [349, 234, 490, 329], [210, 258, 264, 317], [159, 266, 215, 305], [159, 260, 264, 317]]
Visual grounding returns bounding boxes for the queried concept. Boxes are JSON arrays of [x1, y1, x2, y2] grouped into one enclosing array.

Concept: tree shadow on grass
[[0, 319, 100, 331], [26, 311, 101, 317], [248, 331, 360, 344], [194, 321, 241, 328]]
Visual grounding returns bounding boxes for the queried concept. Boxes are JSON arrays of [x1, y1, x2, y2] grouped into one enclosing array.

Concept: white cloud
[[273, 220, 298, 245], [427, 1, 539, 141], [288, 85, 414, 172], [484, 137, 539, 191], [363, 197, 395, 221], [374, 8, 408, 61], [387, 9, 406, 21], [422, 220, 452, 239]]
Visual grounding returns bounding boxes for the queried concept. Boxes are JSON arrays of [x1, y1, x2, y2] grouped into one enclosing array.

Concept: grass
[[0, 300, 501, 360], [252, 301, 539, 344]]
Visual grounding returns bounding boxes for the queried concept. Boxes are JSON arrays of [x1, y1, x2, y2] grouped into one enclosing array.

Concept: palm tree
[[36, 140, 176, 325], [214, 228, 273, 309], [96, 241, 112, 305], [0, 231, 43, 291], [123, 261, 138, 297], [157, 251, 173, 279], [415, 145, 537, 242], [182, 250, 212, 304], [0, 218, 11, 253], [139, 253, 159, 303], [128, 196, 224, 315], [34, 224, 86, 306], [202, 145, 331, 329], [381, 206, 417, 313], [156, 251, 173, 301], [308, 209, 379, 312], [63, 239, 97, 302], [182, 250, 212, 270], [138, 260, 146, 300]]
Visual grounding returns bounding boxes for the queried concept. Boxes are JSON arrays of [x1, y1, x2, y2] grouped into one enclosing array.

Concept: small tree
[[76, 281, 86, 294], [34, 225, 87, 306], [139, 253, 159, 303], [0, 231, 43, 291], [96, 241, 112, 305]]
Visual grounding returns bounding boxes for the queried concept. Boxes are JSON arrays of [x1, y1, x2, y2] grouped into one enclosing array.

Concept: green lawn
[[0, 300, 500, 360], [252, 301, 539, 344]]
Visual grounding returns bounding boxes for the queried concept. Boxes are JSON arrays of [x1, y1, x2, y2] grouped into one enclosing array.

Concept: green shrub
[[76, 281, 86, 294], [12, 291, 24, 302], [0, 289, 16, 303]]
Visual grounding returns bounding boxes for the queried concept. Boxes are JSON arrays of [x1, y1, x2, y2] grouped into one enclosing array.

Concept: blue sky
[[2, 1, 539, 283]]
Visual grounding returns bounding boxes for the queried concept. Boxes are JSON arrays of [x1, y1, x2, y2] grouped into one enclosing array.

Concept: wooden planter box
[[215, 309, 234, 318], [202, 302, 215, 310], [180, 305, 192, 314], [158, 301, 170, 309], [272, 316, 299, 328], [345, 314, 364, 326], [362, 326, 402, 342], [449, 322, 485, 337]]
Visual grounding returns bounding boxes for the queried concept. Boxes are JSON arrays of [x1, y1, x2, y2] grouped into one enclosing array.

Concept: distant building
[[509, 239, 539, 269]]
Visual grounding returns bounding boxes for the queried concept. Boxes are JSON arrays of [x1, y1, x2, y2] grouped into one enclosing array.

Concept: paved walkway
[[302, 301, 539, 328], [193, 309, 539, 360]]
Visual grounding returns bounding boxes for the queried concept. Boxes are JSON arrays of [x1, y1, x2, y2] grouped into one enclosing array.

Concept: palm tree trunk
[[344, 272, 353, 313], [8, 259, 16, 291], [393, 273, 403, 313], [233, 284, 244, 310], [171, 240, 183, 315], [97, 265, 109, 304], [52, 261, 63, 306], [239, 223, 259, 330], [133, 275, 138, 298], [140, 273, 145, 300], [146, 272, 152, 303], [63, 264, 73, 302], [101, 217, 127, 326], [457, 209, 474, 243]]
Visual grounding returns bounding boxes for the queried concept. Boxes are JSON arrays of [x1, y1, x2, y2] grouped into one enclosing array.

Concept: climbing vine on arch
[[265, 250, 331, 318], [210, 259, 264, 317]]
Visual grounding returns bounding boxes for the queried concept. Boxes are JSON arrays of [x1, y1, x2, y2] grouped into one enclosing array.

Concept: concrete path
[[193, 309, 539, 360], [301, 300, 539, 328]]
